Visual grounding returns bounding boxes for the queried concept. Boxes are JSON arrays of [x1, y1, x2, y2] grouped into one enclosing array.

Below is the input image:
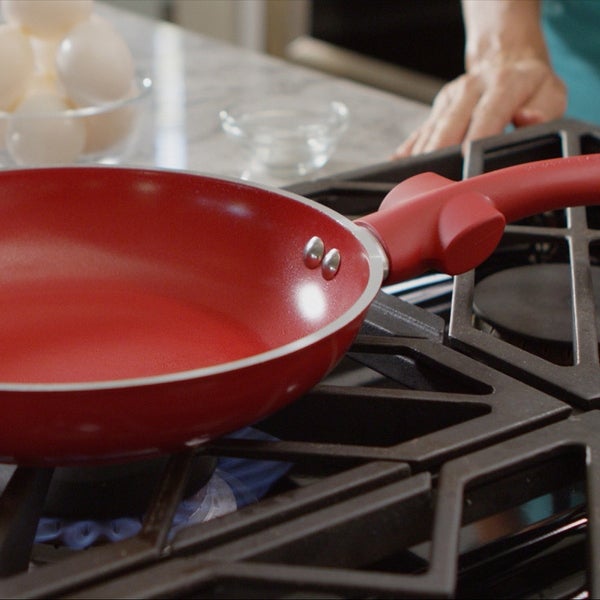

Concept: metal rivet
[[321, 248, 341, 280], [303, 236, 325, 269]]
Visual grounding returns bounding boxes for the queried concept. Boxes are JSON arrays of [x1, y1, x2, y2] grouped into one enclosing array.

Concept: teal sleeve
[[542, 0, 600, 125]]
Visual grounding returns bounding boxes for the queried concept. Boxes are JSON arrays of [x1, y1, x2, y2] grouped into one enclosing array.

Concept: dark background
[[310, 0, 465, 81]]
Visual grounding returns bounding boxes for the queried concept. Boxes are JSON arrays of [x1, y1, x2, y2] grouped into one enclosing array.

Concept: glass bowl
[[219, 96, 349, 177], [0, 73, 152, 168]]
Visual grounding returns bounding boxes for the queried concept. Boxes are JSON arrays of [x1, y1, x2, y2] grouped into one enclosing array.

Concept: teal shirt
[[542, 0, 600, 124]]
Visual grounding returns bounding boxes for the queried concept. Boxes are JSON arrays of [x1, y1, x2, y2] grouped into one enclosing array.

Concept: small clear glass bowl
[[0, 73, 152, 168], [219, 96, 349, 177]]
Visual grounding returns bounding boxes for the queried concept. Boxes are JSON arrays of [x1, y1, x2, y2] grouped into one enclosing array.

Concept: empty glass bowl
[[219, 96, 349, 177], [0, 73, 152, 168]]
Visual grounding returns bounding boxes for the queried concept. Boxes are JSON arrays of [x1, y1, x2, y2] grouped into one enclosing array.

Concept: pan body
[[0, 167, 384, 464]]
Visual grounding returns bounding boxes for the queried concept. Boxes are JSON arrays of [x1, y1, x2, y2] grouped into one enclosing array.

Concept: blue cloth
[[542, 0, 600, 124], [35, 427, 291, 549]]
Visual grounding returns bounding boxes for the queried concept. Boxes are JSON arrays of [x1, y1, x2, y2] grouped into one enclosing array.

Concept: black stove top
[[1, 118, 599, 599]]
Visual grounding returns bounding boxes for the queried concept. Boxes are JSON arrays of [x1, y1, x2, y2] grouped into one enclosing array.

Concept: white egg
[[30, 37, 61, 77], [6, 92, 86, 165], [56, 15, 134, 107], [24, 71, 57, 95], [0, 24, 35, 111], [84, 99, 137, 155], [1, 0, 94, 40]]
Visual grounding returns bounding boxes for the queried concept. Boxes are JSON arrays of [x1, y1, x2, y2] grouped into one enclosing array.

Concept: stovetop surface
[[1, 118, 600, 599]]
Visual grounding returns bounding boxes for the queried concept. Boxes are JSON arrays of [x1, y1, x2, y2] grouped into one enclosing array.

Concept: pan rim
[[0, 166, 387, 392]]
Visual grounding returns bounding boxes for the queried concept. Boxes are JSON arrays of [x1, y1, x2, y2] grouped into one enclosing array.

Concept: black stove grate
[[449, 121, 600, 410], [1, 119, 599, 598]]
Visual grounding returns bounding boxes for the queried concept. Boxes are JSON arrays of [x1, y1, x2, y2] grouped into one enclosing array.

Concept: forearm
[[462, 0, 549, 70]]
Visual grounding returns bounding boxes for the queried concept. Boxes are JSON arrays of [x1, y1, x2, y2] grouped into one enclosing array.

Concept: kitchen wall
[[170, 0, 309, 56], [105, 0, 172, 20], [104, 0, 463, 104], [106, 0, 307, 54]]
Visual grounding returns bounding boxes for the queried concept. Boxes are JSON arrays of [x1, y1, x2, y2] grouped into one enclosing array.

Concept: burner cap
[[473, 264, 600, 344]]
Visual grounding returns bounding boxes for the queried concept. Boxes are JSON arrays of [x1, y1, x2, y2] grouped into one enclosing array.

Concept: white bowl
[[0, 73, 152, 168], [220, 96, 349, 177]]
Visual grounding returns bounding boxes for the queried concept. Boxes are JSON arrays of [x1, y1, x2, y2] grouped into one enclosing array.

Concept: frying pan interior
[[0, 167, 372, 384]]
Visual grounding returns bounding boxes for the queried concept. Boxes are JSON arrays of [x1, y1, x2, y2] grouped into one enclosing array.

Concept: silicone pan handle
[[356, 154, 600, 283]]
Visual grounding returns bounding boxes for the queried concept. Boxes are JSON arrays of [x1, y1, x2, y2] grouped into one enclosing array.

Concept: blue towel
[[35, 427, 291, 549]]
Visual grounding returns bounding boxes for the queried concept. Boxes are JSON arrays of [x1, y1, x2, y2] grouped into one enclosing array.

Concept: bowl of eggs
[[0, 0, 151, 167]]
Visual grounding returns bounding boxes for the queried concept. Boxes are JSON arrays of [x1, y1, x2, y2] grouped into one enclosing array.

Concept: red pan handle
[[356, 154, 600, 283]]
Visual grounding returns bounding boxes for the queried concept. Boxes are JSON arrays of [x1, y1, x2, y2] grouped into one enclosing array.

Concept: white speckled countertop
[[98, 2, 430, 187]]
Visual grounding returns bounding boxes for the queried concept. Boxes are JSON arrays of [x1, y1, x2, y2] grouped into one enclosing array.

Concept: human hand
[[394, 56, 567, 157]]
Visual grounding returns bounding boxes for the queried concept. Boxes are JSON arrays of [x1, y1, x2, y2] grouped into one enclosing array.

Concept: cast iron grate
[[102, 413, 600, 598], [7, 411, 595, 598], [449, 120, 600, 409]]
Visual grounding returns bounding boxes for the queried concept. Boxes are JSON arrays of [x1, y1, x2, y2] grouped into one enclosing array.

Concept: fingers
[[464, 62, 565, 141], [393, 128, 421, 157], [394, 75, 483, 157], [512, 74, 567, 127], [395, 60, 567, 158]]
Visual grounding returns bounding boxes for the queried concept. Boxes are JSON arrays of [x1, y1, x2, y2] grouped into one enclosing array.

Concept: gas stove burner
[[473, 263, 600, 365], [42, 454, 218, 520]]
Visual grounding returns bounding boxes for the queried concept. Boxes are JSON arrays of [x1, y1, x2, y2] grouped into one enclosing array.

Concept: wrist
[[463, 0, 549, 71]]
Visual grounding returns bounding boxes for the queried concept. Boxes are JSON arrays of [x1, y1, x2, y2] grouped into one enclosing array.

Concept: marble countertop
[[99, 2, 430, 188]]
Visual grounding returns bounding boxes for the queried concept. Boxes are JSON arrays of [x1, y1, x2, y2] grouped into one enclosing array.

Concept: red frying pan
[[0, 155, 598, 465]]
